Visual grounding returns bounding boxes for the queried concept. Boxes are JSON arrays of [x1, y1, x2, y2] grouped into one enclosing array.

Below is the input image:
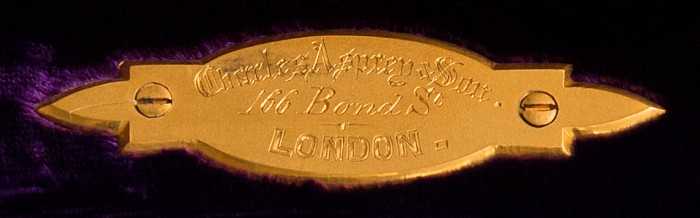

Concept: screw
[[134, 83, 173, 118], [519, 91, 558, 127]]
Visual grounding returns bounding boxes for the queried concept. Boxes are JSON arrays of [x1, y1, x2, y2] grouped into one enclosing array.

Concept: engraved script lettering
[[193, 40, 492, 104], [238, 87, 444, 116]]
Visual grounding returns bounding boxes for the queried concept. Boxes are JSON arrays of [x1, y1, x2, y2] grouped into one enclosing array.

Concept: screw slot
[[134, 83, 173, 118], [519, 91, 558, 128]]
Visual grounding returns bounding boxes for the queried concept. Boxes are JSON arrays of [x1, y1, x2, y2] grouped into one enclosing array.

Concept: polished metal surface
[[36, 31, 665, 186]]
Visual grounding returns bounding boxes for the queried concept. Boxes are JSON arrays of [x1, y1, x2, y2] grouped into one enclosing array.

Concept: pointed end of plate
[[35, 99, 127, 135], [36, 103, 56, 121], [571, 92, 665, 139], [558, 82, 666, 155]]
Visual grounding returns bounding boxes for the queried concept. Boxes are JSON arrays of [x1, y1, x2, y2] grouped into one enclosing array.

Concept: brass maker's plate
[[37, 31, 665, 186]]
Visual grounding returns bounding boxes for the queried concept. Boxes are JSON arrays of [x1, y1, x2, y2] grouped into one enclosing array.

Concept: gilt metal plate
[[36, 31, 664, 186]]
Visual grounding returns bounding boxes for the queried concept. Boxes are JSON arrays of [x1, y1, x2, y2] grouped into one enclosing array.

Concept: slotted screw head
[[135, 83, 172, 118], [519, 91, 558, 127]]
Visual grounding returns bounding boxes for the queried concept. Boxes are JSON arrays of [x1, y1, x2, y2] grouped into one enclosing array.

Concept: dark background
[[1, 1, 698, 217]]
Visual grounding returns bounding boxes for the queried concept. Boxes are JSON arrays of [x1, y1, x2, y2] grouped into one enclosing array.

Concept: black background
[[1, 1, 698, 217]]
